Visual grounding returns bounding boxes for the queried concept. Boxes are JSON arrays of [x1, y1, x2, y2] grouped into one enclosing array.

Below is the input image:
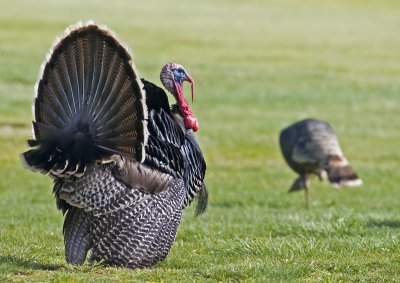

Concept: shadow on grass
[[367, 220, 400, 228], [0, 255, 63, 271]]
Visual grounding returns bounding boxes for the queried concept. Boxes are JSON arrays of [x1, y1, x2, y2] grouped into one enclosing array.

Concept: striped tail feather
[[326, 155, 363, 188], [22, 21, 147, 176]]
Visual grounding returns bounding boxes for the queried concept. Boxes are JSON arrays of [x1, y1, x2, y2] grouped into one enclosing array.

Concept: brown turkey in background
[[279, 118, 362, 208]]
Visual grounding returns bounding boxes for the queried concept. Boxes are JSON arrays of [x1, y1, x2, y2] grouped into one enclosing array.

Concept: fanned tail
[[22, 21, 147, 177]]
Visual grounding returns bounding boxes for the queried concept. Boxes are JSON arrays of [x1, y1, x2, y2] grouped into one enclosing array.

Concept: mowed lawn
[[1, 0, 400, 281]]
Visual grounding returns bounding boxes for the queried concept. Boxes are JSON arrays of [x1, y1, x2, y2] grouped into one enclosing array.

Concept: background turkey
[[21, 21, 207, 268], [279, 118, 362, 208]]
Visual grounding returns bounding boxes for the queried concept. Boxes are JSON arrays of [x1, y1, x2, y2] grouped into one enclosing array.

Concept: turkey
[[21, 21, 207, 268], [279, 118, 362, 208]]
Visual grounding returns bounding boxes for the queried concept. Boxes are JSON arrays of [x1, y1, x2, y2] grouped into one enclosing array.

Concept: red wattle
[[185, 115, 199, 132]]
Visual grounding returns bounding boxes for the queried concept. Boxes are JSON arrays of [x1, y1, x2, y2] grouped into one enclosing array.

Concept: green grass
[[1, 0, 400, 281]]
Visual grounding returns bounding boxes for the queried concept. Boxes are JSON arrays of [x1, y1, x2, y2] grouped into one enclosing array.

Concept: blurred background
[[0, 0, 399, 281]]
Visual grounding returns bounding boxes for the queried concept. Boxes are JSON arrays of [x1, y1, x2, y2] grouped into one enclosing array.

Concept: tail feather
[[327, 165, 362, 187], [102, 95, 145, 124], [35, 74, 68, 121], [96, 84, 143, 127], [326, 155, 362, 187], [99, 119, 143, 140], [63, 40, 81, 114], [32, 121, 57, 140], [194, 182, 208, 216], [35, 101, 67, 129], [21, 147, 55, 173], [22, 21, 147, 176]]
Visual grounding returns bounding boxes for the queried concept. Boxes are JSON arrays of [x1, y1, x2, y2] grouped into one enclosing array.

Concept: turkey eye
[[173, 69, 184, 80]]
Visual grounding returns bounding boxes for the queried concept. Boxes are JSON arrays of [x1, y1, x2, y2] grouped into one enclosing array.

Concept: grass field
[[1, 0, 400, 281]]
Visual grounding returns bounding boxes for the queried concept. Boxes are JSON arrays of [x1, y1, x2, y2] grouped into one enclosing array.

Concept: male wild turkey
[[279, 118, 362, 208], [21, 21, 207, 268]]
